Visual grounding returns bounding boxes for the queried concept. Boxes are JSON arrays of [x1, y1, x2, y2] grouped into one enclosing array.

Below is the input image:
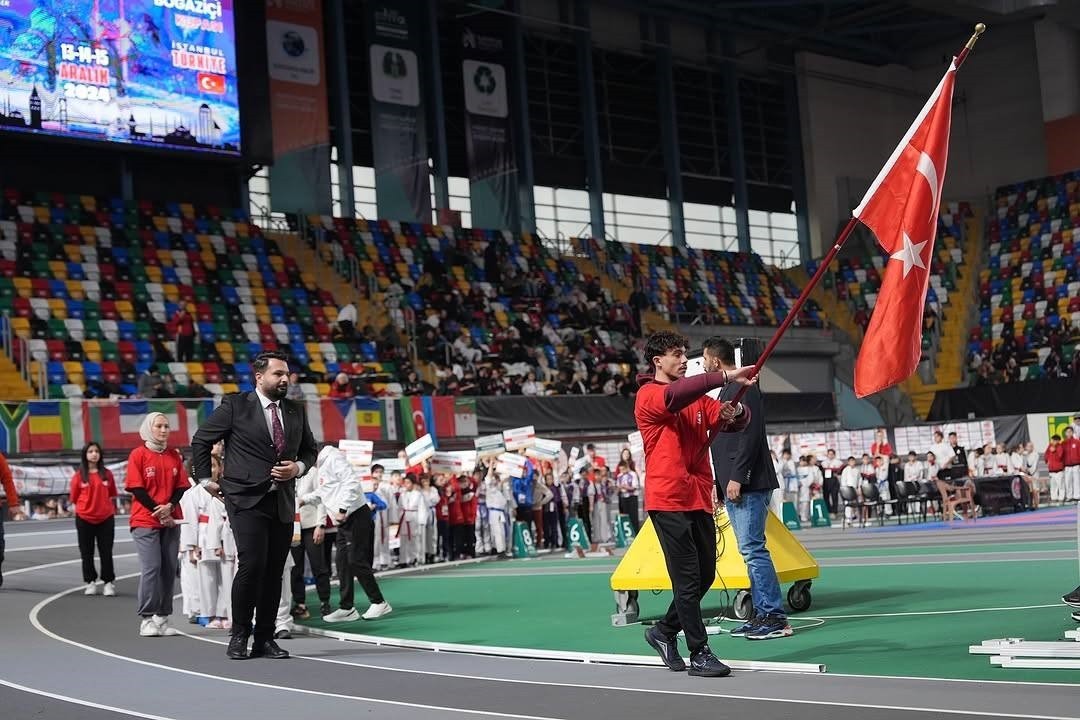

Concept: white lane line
[[1, 529, 78, 537], [809, 604, 1063, 620], [3, 553, 137, 576], [177, 627, 1080, 719], [6, 540, 134, 553], [0, 677, 177, 720], [27, 580, 565, 720]]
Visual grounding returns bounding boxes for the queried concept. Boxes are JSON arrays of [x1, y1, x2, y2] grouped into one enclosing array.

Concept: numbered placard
[[502, 425, 536, 451], [474, 433, 505, 458], [405, 433, 436, 466], [524, 437, 562, 462]]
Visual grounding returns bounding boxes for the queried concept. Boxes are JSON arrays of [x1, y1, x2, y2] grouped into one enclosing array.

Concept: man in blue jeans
[[704, 338, 791, 640]]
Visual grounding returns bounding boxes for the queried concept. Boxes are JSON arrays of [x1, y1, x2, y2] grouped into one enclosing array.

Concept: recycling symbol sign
[[473, 65, 496, 95]]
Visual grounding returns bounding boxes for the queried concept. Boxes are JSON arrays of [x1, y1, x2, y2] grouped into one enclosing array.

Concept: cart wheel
[[733, 590, 752, 620], [787, 581, 812, 613]]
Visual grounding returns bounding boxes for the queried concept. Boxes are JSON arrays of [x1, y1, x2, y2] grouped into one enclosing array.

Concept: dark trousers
[[226, 493, 293, 643], [650, 509, 716, 655], [618, 495, 640, 533], [531, 508, 544, 547], [823, 477, 840, 515], [290, 526, 331, 607], [437, 519, 451, 559], [336, 506, 384, 609], [176, 334, 194, 362], [451, 523, 466, 558], [580, 497, 592, 539], [542, 510, 559, 548], [76, 515, 116, 584]]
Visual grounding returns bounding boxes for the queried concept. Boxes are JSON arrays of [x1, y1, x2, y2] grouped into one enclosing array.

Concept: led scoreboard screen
[[0, 0, 241, 155]]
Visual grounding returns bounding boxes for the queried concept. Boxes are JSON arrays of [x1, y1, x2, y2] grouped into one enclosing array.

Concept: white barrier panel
[[405, 434, 436, 466]]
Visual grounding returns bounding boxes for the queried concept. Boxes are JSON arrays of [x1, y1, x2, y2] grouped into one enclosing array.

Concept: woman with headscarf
[[124, 412, 189, 637], [70, 441, 118, 596]]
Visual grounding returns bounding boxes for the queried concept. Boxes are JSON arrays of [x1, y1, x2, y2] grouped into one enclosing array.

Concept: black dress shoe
[[250, 639, 290, 659], [226, 634, 249, 660]]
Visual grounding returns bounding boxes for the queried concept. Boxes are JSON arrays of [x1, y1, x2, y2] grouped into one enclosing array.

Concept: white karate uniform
[[195, 486, 229, 620], [398, 488, 426, 566], [484, 477, 510, 555], [424, 486, 440, 558], [474, 482, 490, 556], [373, 483, 396, 570], [840, 465, 862, 521], [177, 482, 202, 619], [903, 460, 925, 484]]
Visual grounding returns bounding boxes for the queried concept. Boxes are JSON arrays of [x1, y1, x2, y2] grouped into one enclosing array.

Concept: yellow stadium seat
[[221, 383, 239, 394], [11, 317, 30, 338], [83, 340, 101, 361], [48, 298, 67, 319], [315, 383, 331, 396], [309, 361, 327, 375], [13, 277, 31, 298]]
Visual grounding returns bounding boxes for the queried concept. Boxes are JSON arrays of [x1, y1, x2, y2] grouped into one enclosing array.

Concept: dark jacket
[[191, 392, 318, 523], [710, 383, 779, 496]]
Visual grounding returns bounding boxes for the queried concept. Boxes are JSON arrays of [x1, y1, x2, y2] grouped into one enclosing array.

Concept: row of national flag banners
[[0, 397, 479, 454]]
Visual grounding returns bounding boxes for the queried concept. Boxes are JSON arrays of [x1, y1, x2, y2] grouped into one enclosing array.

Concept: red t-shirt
[[124, 445, 188, 529], [70, 469, 118, 524], [634, 378, 730, 512], [1046, 444, 1064, 472], [870, 441, 893, 457], [1063, 437, 1080, 467]]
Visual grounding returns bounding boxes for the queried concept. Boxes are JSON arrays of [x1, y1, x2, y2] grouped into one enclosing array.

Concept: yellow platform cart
[[609, 507, 820, 625]]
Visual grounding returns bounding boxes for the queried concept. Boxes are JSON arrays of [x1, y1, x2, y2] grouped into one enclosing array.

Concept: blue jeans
[[725, 490, 785, 618]]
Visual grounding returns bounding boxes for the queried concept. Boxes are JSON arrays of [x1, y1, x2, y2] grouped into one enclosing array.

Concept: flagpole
[[728, 23, 986, 405]]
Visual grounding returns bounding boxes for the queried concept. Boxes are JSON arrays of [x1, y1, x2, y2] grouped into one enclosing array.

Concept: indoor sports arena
[[1, 1, 1079, 719]]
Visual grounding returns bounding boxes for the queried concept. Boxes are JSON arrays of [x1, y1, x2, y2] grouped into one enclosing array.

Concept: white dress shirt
[[254, 389, 306, 485]]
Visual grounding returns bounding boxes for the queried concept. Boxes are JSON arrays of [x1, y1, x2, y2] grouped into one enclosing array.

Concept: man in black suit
[[704, 338, 791, 641], [192, 351, 317, 660]]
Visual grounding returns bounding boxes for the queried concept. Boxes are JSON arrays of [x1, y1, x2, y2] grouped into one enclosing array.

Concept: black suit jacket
[[710, 383, 779, 496], [191, 392, 318, 523]]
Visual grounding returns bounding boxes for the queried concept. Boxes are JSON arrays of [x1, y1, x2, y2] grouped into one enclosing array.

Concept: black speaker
[[734, 337, 765, 367]]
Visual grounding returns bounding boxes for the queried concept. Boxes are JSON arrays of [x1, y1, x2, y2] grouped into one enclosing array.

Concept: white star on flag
[[889, 232, 928, 278]]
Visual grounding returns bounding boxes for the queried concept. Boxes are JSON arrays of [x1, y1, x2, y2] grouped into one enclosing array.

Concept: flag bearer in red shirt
[[71, 442, 119, 597], [1045, 435, 1065, 505], [635, 331, 755, 677]]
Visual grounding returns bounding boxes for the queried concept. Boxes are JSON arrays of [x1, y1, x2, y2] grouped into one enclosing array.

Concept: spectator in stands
[[329, 373, 355, 399], [137, 366, 163, 399], [168, 305, 196, 362], [521, 371, 544, 397], [156, 374, 179, 398], [0, 450, 16, 587], [401, 370, 425, 396], [126, 412, 188, 637], [71, 442, 118, 597], [337, 302, 357, 341], [187, 378, 214, 398]]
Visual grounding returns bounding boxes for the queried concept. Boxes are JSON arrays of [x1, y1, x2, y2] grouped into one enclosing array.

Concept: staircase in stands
[[902, 214, 983, 419], [565, 251, 674, 335], [268, 230, 376, 327], [0, 352, 36, 400]]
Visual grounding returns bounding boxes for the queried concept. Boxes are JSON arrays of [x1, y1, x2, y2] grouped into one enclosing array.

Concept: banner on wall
[[365, 1, 431, 222], [460, 12, 519, 230], [266, 0, 331, 214]]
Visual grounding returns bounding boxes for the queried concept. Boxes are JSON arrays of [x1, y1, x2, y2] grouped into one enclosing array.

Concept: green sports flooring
[[298, 539, 1080, 683]]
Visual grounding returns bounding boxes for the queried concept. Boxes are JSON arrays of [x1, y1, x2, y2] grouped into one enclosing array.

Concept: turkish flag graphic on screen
[[197, 73, 226, 95]]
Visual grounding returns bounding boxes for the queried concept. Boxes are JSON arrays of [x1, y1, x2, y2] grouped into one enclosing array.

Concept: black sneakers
[[688, 646, 732, 678], [1062, 586, 1080, 608], [645, 626, 686, 671]]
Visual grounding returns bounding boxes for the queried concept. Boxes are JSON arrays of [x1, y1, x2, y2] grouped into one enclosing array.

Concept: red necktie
[[269, 403, 285, 457]]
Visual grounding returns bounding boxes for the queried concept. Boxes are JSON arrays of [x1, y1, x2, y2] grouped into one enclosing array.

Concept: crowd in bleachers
[[966, 174, 1080, 385], [578, 236, 826, 328], [310, 218, 650, 398]]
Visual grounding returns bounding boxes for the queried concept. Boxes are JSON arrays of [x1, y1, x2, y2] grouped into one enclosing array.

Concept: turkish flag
[[197, 72, 225, 95], [852, 60, 957, 398]]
